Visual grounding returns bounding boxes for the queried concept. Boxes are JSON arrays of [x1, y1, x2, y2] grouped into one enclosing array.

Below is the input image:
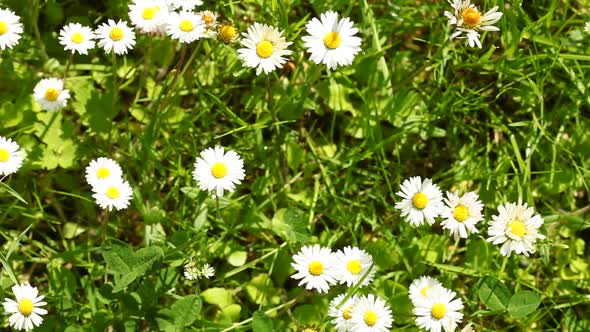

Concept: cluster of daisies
[[84, 157, 133, 211], [395, 176, 545, 257]]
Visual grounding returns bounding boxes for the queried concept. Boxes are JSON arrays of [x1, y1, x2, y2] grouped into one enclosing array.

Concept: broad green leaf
[[201, 287, 234, 308], [252, 311, 273, 332], [476, 276, 511, 311], [170, 295, 202, 326], [245, 274, 280, 306], [219, 304, 241, 323], [270, 208, 309, 243], [101, 239, 136, 274], [508, 291, 541, 318], [227, 251, 247, 267]]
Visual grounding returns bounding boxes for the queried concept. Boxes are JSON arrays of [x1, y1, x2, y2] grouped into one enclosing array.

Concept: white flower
[[200, 263, 215, 279], [166, 0, 202, 11], [328, 293, 359, 332], [95, 19, 136, 55], [237, 22, 293, 75], [444, 0, 503, 48], [290, 244, 338, 293], [334, 246, 376, 287], [302, 11, 362, 70], [165, 10, 205, 43], [413, 286, 464, 332], [349, 294, 393, 332], [440, 191, 484, 240], [192, 146, 245, 197], [460, 323, 475, 332], [0, 136, 24, 176], [198, 10, 218, 38], [2, 283, 47, 331], [395, 176, 444, 226], [409, 276, 443, 305], [33, 78, 70, 111], [58, 23, 95, 55], [85, 157, 123, 189], [129, 0, 169, 34], [486, 201, 545, 257], [0, 8, 23, 50], [92, 177, 133, 211], [183, 262, 214, 280]]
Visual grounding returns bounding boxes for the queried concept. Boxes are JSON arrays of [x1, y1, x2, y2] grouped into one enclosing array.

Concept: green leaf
[[201, 287, 234, 308], [476, 276, 511, 311], [508, 291, 541, 318], [252, 311, 274, 332], [170, 295, 202, 326], [101, 239, 135, 274], [270, 208, 309, 243], [0, 182, 28, 204], [227, 251, 247, 267], [219, 304, 242, 323]]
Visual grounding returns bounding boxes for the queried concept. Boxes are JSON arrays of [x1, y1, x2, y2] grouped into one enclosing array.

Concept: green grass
[[1, 0, 590, 330]]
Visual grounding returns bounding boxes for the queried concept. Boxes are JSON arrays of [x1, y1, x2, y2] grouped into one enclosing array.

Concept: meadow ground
[[1, 0, 590, 331]]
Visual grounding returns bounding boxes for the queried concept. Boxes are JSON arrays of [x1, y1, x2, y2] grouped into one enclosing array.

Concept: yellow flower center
[[346, 259, 362, 275], [0, 21, 7, 35], [308, 260, 323, 276], [210, 162, 228, 179], [431, 303, 447, 319], [96, 167, 110, 179], [202, 14, 214, 25], [142, 7, 156, 20], [0, 148, 10, 162], [17, 298, 34, 316], [453, 204, 469, 222], [106, 186, 120, 199], [412, 192, 428, 209], [462, 8, 481, 28], [364, 310, 378, 326], [45, 88, 59, 101], [342, 305, 353, 320], [256, 40, 273, 58], [509, 219, 526, 237], [179, 19, 194, 32], [420, 285, 430, 297], [219, 25, 237, 42], [323, 31, 341, 49], [109, 27, 124, 41], [71, 32, 84, 43]]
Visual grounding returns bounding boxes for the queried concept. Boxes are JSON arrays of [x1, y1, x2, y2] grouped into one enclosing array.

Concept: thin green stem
[[63, 53, 74, 84], [220, 298, 298, 332], [108, 52, 118, 153]]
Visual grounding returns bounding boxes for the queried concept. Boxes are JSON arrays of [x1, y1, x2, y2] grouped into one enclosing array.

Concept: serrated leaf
[[252, 311, 273, 332], [476, 276, 511, 311], [508, 291, 541, 318]]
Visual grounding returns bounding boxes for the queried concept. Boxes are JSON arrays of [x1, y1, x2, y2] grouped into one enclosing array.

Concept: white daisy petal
[[165, 10, 206, 43], [237, 22, 292, 75], [95, 19, 136, 55], [58, 23, 95, 55], [334, 246, 376, 287], [129, 0, 169, 34], [0, 136, 24, 176], [328, 293, 359, 332], [413, 285, 464, 332], [290, 244, 338, 293], [350, 294, 393, 332], [33, 78, 70, 111], [445, 0, 503, 48], [395, 176, 444, 226], [91, 177, 133, 211], [193, 146, 245, 198], [0, 8, 23, 50], [2, 283, 47, 331], [441, 191, 484, 240], [409, 276, 443, 305], [85, 157, 123, 189]]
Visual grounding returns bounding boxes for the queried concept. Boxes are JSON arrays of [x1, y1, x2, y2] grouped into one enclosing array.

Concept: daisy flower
[[444, 0, 503, 48], [409, 276, 443, 305], [290, 244, 338, 293], [0, 136, 24, 176], [192, 146, 245, 197], [440, 191, 484, 240], [486, 201, 545, 257], [302, 11, 362, 70], [413, 286, 464, 332], [2, 283, 47, 331], [334, 246, 376, 287], [58, 23, 95, 55], [0, 8, 23, 50], [218, 23, 239, 44], [33, 78, 70, 111], [183, 261, 215, 280], [95, 19, 136, 55], [349, 294, 393, 332], [165, 10, 205, 43], [237, 22, 293, 75], [167, 0, 202, 11], [85, 157, 123, 189], [198, 10, 218, 38], [395, 176, 444, 227], [92, 177, 133, 211], [129, 0, 169, 34], [328, 293, 359, 332]]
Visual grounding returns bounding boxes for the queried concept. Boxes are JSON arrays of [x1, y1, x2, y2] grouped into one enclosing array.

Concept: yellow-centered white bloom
[[290, 244, 338, 293], [486, 201, 545, 257], [85, 157, 123, 189], [58, 23, 95, 55], [95, 19, 136, 55], [237, 22, 293, 75], [0, 8, 23, 50], [193, 146, 245, 197], [92, 177, 133, 211], [198, 10, 218, 38], [395, 176, 444, 227], [409, 276, 443, 305], [218, 23, 239, 44], [413, 285, 464, 332], [334, 246, 376, 287], [166, 0, 202, 11], [328, 293, 359, 332], [444, 0, 503, 48], [302, 11, 362, 70], [2, 283, 47, 331], [0, 136, 24, 176], [33, 78, 70, 111], [129, 0, 169, 34], [165, 10, 206, 43], [349, 294, 393, 332], [441, 191, 484, 240]]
